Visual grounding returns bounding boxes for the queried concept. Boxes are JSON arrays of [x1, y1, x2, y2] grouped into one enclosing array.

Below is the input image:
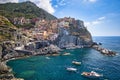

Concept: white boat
[[81, 71, 103, 78], [45, 57, 50, 59], [72, 61, 81, 65], [52, 54, 60, 56], [66, 67, 77, 72], [63, 52, 71, 55]]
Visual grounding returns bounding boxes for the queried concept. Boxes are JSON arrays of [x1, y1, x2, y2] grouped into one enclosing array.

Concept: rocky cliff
[[54, 19, 93, 49]]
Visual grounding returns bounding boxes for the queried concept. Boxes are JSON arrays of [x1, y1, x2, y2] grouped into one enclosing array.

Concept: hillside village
[[0, 14, 92, 58], [1, 16, 88, 49], [13, 17, 85, 41]]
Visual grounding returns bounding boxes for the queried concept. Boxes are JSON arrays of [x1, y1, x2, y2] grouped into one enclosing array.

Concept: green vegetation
[[0, 9, 37, 19], [0, 15, 17, 42], [16, 24, 34, 29], [0, 1, 57, 20], [0, 1, 57, 28]]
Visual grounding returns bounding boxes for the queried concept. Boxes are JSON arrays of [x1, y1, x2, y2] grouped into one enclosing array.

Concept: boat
[[52, 54, 60, 56], [81, 71, 102, 78], [66, 67, 77, 72], [45, 57, 50, 59], [72, 61, 81, 65], [63, 52, 71, 55]]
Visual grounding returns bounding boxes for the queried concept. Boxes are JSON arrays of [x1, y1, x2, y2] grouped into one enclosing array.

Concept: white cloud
[[83, 0, 97, 3], [29, 0, 55, 14], [92, 20, 100, 25], [58, 0, 66, 6], [56, 0, 68, 6], [89, 0, 97, 2], [85, 16, 106, 26], [98, 16, 106, 20], [0, 0, 18, 3]]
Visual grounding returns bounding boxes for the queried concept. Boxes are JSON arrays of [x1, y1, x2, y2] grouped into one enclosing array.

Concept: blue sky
[[51, 0, 120, 36], [0, 0, 120, 36]]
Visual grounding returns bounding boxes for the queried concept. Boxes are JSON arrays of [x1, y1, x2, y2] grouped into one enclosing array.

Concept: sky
[[0, 0, 120, 36]]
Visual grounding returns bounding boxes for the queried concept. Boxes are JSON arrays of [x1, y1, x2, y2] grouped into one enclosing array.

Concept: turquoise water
[[7, 37, 120, 80]]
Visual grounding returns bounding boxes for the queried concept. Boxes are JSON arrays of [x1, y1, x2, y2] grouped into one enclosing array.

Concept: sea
[[7, 36, 120, 80]]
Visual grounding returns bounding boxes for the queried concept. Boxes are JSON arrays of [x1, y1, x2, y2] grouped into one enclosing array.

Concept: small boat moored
[[52, 53, 60, 56], [81, 71, 103, 78], [66, 67, 77, 72], [63, 52, 71, 56], [72, 61, 81, 65], [45, 57, 50, 59]]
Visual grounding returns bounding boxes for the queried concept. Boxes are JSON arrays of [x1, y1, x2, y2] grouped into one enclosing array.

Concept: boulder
[[0, 62, 9, 74], [48, 44, 61, 53]]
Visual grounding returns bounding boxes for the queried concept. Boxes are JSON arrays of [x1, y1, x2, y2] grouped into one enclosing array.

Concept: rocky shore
[[0, 41, 117, 80], [92, 43, 116, 56], [0, 42, 61, 80], [0, 61, 24, 80], [0, 43, 23, 80]]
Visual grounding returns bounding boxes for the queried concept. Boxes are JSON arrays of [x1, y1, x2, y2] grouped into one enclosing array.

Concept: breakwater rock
[[92, 44, 116, 56]]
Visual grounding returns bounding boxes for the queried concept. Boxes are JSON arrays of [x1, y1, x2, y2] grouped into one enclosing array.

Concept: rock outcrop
[[33, 43, 61, 55], [0, 61, 24, 80], [0, 62, 9, 74], [48, 44, 61, 53], [55, 19, 93, 49], [92, 43, 116, 56]]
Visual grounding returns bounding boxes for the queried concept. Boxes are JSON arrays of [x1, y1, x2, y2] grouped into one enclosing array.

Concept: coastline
[[1, 50, 116, 80], [0, 42, 117, 80], [0, 56, 31, 80], [0, 49, 61, 80]]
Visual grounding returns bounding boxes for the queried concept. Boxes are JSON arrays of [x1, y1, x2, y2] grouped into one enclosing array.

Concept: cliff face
[[55, 19, 93, 48]]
